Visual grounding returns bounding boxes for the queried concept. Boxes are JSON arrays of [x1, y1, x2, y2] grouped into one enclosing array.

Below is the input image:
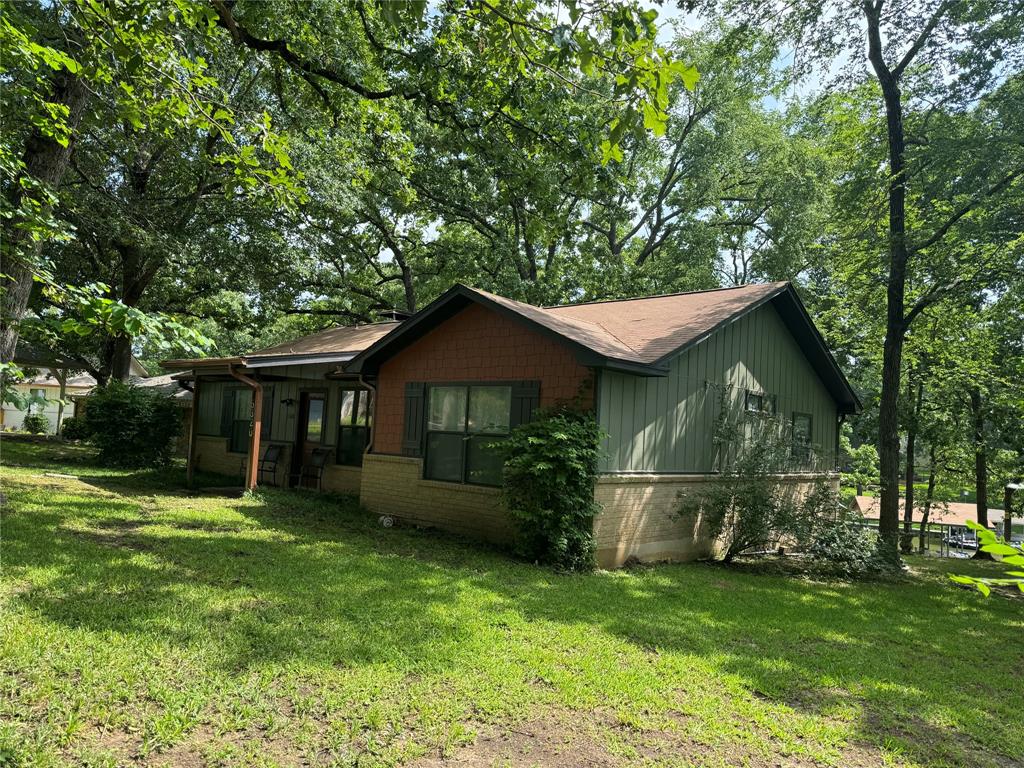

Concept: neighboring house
[[1, 370, 96, 434], [1, 347, 148, 434], [166, 282, 861, 567], [853, 495, 1024, 543], [2, 345, 191, 437]]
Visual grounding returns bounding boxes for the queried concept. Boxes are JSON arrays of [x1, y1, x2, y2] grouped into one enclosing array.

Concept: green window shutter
[[510, 381, 540, 428], [402, 382, 426, 457], [220, 389, 236, 438]]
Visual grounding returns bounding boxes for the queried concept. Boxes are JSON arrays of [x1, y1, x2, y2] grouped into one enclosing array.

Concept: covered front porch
[[169, 358, 373, 494]]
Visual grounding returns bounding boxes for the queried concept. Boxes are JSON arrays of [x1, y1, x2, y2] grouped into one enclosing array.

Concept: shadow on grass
[[5, 458, 1022, 767]]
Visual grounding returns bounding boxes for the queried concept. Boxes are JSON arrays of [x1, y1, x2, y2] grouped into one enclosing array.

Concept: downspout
[[358, 373, 377, 458], [229, 364, 263, 491]]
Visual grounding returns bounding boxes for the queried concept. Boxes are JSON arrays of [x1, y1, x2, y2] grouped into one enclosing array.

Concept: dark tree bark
[[902, 370, 923, 553], [1, 72, 89, 363], [969, 387, 992, 560], [864, 0, 911, 563], [918, 446, 937, 553], [970, 387, 988, 528]]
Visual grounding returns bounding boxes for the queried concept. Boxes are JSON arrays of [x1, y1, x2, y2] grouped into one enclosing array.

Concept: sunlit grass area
[[1, 437, 1021, 767]]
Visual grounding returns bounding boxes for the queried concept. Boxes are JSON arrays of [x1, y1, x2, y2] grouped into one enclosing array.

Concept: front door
[[291, 391, 326, 486]]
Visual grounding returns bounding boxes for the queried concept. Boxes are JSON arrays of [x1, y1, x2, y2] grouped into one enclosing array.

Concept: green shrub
[[499, 407, 602, 571], [83, 382, 181, 467], [808, 520, 879, 578], [22, 412, 50, 434], [679, 410, 817, 561], [60, 415, 90, 441]]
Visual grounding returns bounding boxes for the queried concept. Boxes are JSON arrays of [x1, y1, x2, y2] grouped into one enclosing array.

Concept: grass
[[1, 438, 1022, 768]]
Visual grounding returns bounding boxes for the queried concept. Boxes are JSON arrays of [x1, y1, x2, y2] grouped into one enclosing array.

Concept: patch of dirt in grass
[[407, 707, 893, 768], [408, 713, 619, 767]]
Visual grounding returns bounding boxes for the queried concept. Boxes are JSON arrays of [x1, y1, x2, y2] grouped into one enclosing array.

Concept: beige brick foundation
[[322, 464, 363, 495], [359, 453, 514, 544], [593, 472, 838, 568], [194, 435, 246, 480]]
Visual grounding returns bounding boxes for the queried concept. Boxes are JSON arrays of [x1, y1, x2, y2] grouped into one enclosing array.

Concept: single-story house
[[1, 370, 96, 434], [166, 281, 861, 567]]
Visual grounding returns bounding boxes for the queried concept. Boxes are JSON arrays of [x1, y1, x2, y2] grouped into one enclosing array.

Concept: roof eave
[[161, 356, 244, 370], [244, 352, 358, 368]]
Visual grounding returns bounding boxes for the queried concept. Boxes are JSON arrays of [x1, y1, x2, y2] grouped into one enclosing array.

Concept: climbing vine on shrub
[[499, 407, 603, 571], [84, 382, 181, 467]]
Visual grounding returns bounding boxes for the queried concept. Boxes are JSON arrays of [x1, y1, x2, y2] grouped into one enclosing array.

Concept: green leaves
[[499, 407, 604, 571], [950, 520, 1024, 596]]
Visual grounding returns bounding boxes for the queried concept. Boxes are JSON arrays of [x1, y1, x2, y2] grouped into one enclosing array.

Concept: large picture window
[[337, 388, 372, 466], [424, 384, 511, 486]]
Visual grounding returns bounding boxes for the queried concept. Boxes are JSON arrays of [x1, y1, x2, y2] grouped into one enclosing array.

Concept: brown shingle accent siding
[[373, 303, 592, 455]]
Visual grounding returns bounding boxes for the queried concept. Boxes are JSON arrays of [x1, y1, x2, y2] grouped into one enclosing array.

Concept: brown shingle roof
[[247, 322, 400, 359], [347, 282, 860, 412], [163, 321, 400, 370], [545, 282, 789, 364]]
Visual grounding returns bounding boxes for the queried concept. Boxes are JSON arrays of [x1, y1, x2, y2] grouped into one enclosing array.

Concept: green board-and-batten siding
[[194, 363, 353, 452], [597, 302, 838, 473]]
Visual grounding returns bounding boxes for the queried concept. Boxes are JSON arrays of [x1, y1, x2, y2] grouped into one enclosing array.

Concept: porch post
[[227, 364, 262, 491], [186, 377, 200, 488], [247, 384, 263, 491]]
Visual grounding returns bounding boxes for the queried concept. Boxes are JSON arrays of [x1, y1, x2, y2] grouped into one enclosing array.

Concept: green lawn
[[2, 439, 1021, 768]]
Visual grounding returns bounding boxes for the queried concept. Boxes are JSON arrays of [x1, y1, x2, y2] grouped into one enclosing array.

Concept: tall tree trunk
[[918, 445, 937, 553], [969, 387, 991, 560], [56, 368, 67, 436], [1, 72, 89, 363], [970, 387, 988, 528], [865, 1, 909, 564], [902, 372, 922, 553]]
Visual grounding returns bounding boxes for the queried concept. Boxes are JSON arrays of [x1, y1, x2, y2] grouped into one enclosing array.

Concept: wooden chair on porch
[[300, 447, 332, 491], [257, 444, 284, 487]]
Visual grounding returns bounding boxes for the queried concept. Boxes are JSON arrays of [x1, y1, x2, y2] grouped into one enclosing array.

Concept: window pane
[[745, 392, 762, 412], [425, 432, 464, 482], [466, 434, 507, 486], [468, 386, 511, 434], [306, 397, 324, 442], [339, 390, 356, 426], [338, 426, 367, 466], [230, 420, 249, 453], [356, 390, 371, 425], [427, 386, 466, 431], [793, 414, 812, 444], [235, 389, 253, 419]]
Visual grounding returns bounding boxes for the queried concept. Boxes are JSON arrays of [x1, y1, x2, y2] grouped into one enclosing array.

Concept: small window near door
[[337, 388, 371, 466], [745, 390, 775, 414], [792, 412, 813, 462], [305, 395, 325, 443]]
